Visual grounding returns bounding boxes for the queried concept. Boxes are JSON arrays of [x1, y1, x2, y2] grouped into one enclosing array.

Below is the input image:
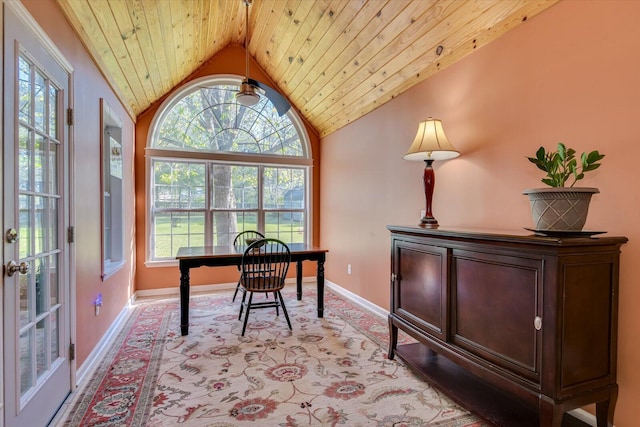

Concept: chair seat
[[240, 276, 279, 292]]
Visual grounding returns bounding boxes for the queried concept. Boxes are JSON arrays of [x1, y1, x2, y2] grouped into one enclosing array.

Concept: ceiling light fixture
[[236, 0, 259, 107], [236, 0, 291, 115]]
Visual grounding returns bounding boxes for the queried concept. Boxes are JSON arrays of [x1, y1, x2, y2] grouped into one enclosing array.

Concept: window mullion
[[258, 165, 264, 235], [205, 162, 213, 246]]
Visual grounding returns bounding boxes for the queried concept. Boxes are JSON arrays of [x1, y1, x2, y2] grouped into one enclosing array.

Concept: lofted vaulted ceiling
[[56, 0, 558, 137]]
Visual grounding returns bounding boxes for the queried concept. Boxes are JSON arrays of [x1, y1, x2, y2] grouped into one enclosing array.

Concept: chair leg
[[232, 280, 241, 302], [277, 291, 292, 330], [241, 293, 254, 336], [275, 291, 280, 316], [238, 288, 248, 321]]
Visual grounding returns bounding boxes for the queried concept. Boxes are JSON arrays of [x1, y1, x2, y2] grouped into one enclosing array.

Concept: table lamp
[[403, 118, 459, 228]]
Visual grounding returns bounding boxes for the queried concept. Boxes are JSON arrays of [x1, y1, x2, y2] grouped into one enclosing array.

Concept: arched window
[[146, 75, 312, 263]]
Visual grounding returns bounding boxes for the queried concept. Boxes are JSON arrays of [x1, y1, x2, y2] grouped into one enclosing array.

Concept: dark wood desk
[[176, 243, 328, 335]]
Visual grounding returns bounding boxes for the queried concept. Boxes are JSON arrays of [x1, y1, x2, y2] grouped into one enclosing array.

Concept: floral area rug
[[60, 287, 489, 426]]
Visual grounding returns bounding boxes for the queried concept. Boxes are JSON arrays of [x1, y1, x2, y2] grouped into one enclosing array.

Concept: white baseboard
[[75, 303, 132, 385], [324, 279, 388, 320], [134, 281, 237, 300]]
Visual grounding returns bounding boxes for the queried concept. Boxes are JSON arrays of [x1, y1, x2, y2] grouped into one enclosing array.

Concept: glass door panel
[[16, 52, 63, 399]]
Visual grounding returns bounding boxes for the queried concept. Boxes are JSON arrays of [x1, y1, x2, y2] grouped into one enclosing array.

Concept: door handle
[[6, 228, 18, 243], [6, 260, 29, 276]]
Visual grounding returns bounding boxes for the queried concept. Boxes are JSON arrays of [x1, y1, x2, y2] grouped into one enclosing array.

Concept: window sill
[[145, 259, 179, 268], [102, 260, 125, 281]]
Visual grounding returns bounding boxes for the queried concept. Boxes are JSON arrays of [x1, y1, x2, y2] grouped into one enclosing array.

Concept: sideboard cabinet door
[[451, 248, 543, 385], [392, 239, 448, 341]]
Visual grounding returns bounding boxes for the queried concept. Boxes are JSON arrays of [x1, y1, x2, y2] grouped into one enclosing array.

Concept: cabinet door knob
[[534, 316, 543, 331]]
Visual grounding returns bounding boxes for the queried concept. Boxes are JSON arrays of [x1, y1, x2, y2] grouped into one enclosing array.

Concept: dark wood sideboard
[[387, 225, 627, 427]]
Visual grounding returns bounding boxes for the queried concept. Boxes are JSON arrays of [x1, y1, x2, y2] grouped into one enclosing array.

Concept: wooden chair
[[238, 238, 291, 336], [232, 230, 265, 302]]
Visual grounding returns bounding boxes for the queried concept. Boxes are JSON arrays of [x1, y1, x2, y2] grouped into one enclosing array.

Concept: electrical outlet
[[420, 209, 426, 218], [95, 293, 103, 316], [347, 264, 352, 275]]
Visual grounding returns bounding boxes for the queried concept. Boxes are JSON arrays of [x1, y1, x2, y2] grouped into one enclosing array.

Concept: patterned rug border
[[61, 298, 176, 426]]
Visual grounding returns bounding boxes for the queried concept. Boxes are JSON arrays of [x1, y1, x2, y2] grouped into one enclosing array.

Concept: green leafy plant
[[527, 143, 605, 187]]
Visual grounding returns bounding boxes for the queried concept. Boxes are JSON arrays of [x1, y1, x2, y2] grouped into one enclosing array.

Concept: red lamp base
[[420, 216, 439, 228], [420, 159, 439, 228]]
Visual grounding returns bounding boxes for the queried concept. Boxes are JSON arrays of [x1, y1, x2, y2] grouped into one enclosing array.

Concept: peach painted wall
[[22, 0, 136, 366], [320, 1, 640, 425], [134, 45, 321, 292]]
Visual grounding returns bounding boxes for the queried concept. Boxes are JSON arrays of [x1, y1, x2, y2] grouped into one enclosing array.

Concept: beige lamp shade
[[403, 118, 460, 161]]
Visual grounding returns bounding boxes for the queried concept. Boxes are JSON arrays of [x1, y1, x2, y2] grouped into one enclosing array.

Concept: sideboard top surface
[[387, 225, 628, 248]]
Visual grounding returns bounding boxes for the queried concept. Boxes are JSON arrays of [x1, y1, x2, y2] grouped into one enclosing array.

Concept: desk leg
[[296, 260, 303, 301], [180, 265, 190, 336], [317, 259, 325, 318]]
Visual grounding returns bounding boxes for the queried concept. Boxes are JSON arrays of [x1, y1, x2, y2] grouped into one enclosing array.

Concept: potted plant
[[523, 143, 605, 231]]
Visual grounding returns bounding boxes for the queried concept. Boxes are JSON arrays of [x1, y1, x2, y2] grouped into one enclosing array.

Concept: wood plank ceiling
[[56, 0, 559, 137]]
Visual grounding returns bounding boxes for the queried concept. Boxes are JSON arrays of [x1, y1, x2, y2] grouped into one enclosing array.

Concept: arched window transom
[[154, 84, 305, 157]]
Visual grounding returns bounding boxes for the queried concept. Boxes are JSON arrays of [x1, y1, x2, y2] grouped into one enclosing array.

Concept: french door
[[3, 3, 72, 427]]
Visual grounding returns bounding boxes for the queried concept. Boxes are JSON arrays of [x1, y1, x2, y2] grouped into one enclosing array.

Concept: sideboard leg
[[596, 385, 617, 427], [388, 316, 398, 360], [539, 398, 563, 427]]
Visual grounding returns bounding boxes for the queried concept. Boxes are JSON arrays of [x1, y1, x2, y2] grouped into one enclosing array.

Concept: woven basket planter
[[523, 187, 599, 231]]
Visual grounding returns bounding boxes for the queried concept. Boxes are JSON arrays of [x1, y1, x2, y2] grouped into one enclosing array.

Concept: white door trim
[[4, 1, 73, 72], [1, 5, 4, 427]]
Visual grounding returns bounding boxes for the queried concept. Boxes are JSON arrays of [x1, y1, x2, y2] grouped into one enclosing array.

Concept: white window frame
[[145, 75, 313, 267]]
